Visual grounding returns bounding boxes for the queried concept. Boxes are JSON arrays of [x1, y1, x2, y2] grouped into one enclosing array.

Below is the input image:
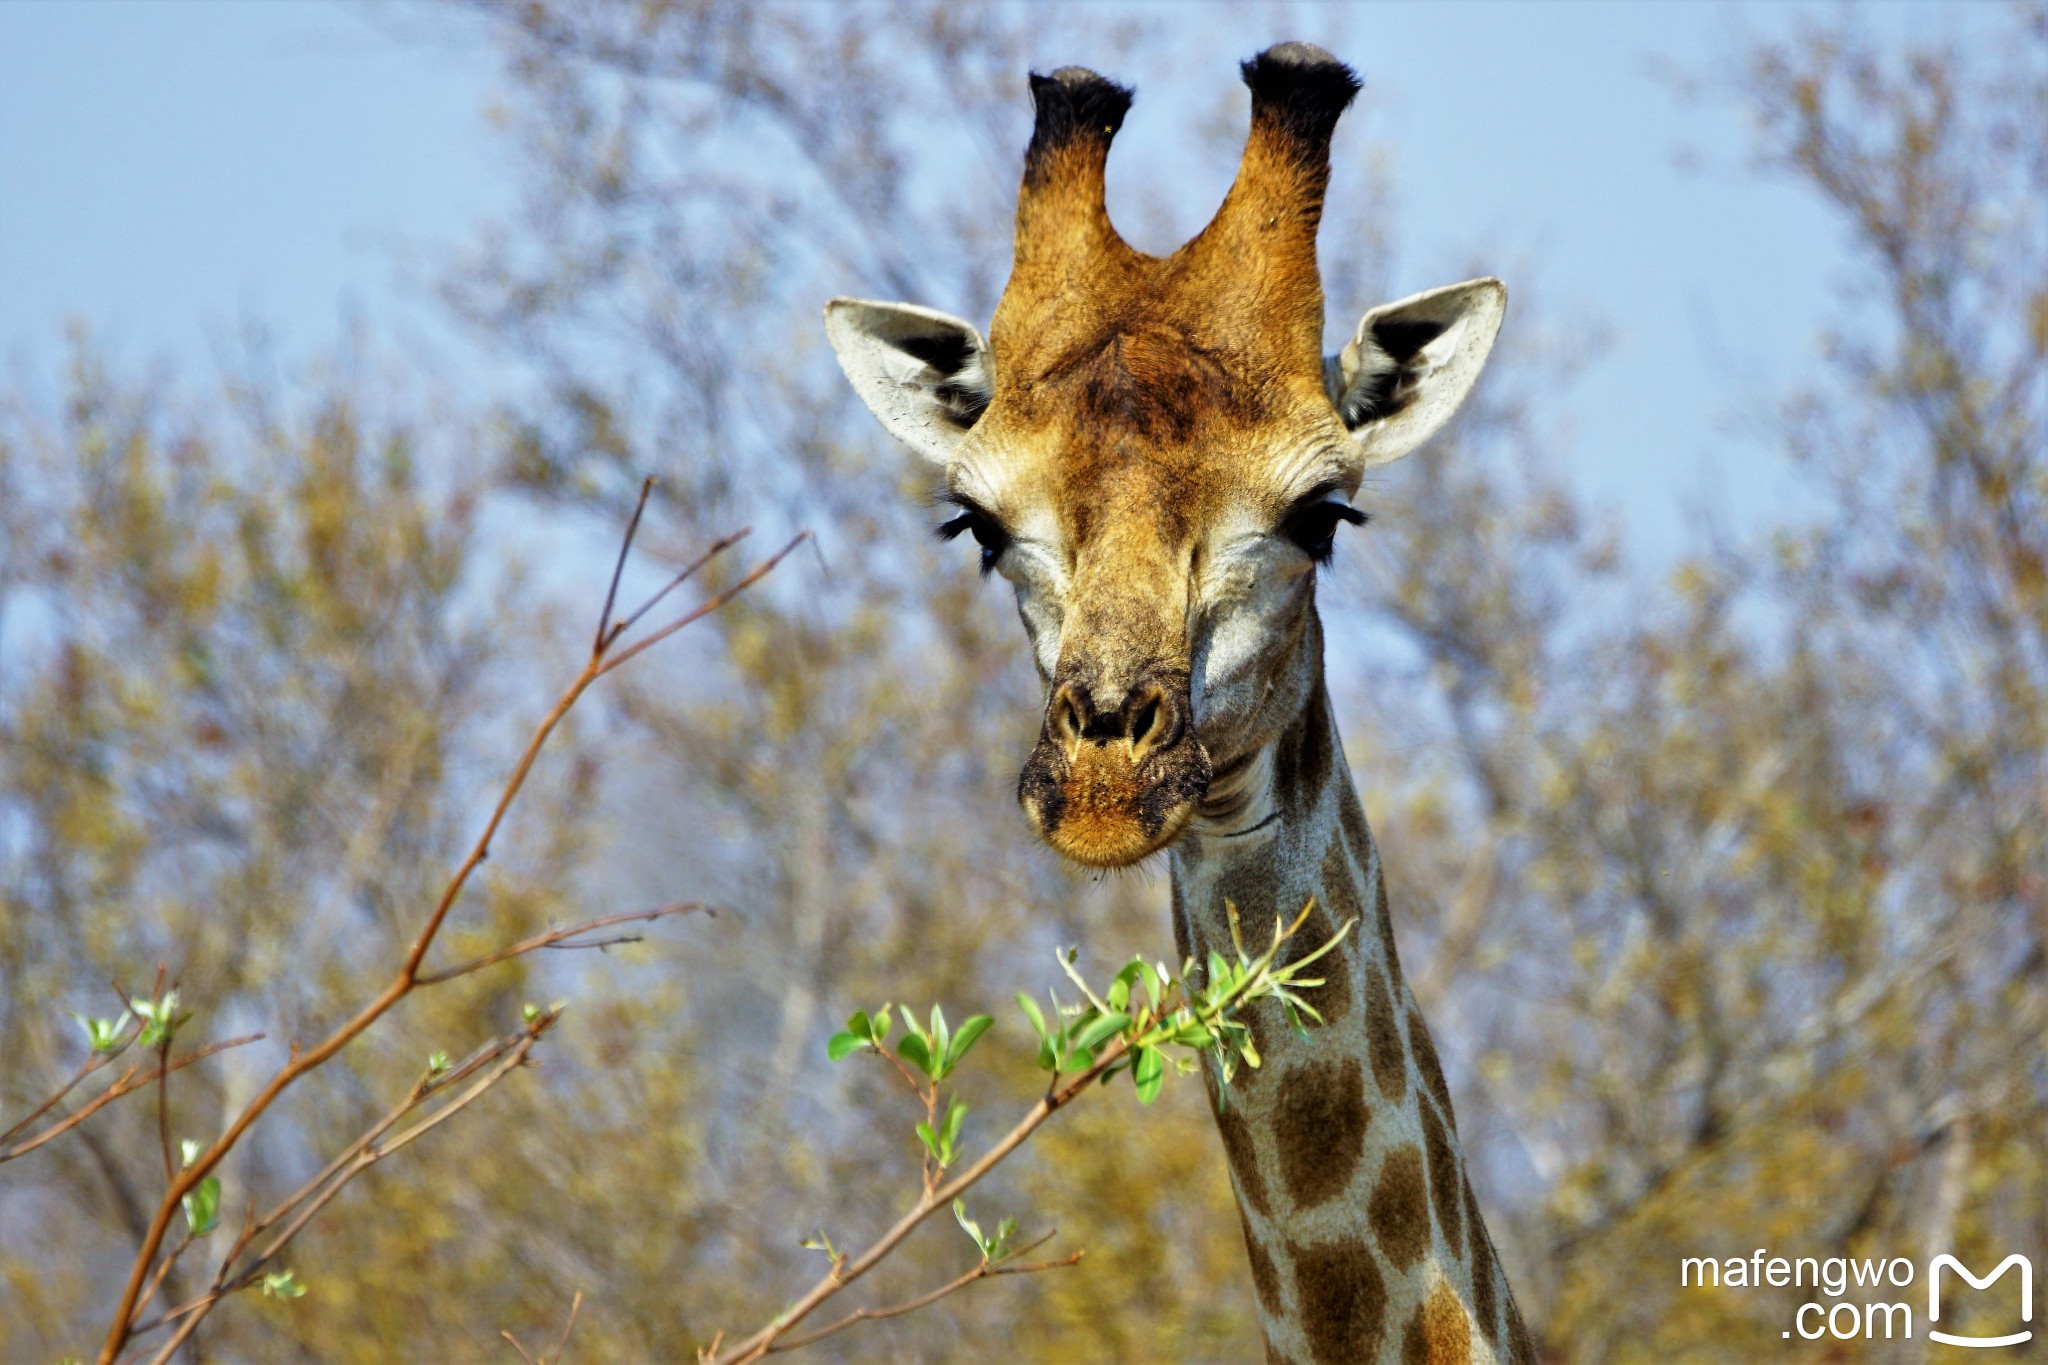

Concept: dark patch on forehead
[[1290, 1237, 1388, 1365], [1055, 326, 1266, 453], [1273, 1057, 1369, 1210]]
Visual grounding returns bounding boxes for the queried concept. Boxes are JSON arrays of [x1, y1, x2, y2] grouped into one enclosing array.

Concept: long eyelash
[[933, 495, 1009, 577], [1291, 501, 1369, 565]]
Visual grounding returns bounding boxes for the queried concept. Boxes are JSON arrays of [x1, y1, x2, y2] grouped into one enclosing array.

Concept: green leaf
[[260, 1268, 306, 1300], [945, 1014, 994, 1070], [182, 1174, 221, 1237], [953, 1198, 986, 1254], [871, 1004, 893, 1041], [930, 1006, 950, 1069], [826, 1031, 867, 1062], [132, 991, 185, 1049], [1133, 1045, 1165, 1104], [844, 1009, 872, 1039], [915, 1120, 941, 1164], [896, 1032, 933, 1077], [941, 1096, 968, 1154], [1068, 1011, 1130, 1057], [72, 1012, 122, 1053]]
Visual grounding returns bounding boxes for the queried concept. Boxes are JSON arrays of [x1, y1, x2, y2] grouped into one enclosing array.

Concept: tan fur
[[829, 43, 1529, 1363]]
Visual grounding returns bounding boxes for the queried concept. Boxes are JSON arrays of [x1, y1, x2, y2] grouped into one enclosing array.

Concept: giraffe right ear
[[824, 298, 994, 466], [1326, 278, 1506, 468]]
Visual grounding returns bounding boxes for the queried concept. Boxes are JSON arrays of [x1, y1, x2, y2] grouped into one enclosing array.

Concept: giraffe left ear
[[825, 298, 994, 467], [1325, 278, 1506, 467]]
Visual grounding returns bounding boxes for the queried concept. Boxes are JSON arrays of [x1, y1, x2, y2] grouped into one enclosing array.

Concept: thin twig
[[594, 476, 657, 654], [0, 1020, 137, 1149], [705, 910, 1333, 1363], [414, 904, 705, 985], [549, 1290, 585, 1363], [136, 1021, 550, 1362], [767, 1235, 1080, 1354], [708, 1039, 1131, 1365], [0, 1035, 264, 1164], [599, 533, 810, 677], [605, 528, 751, 647], [96, 509, 788, 1364]]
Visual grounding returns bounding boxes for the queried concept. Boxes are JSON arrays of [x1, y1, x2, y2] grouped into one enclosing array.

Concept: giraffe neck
[[1170, 674, 1531, 1364]]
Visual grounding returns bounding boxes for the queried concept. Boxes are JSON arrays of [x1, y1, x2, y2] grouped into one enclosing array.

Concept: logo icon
[[1928, 1253, 2034, 1349]]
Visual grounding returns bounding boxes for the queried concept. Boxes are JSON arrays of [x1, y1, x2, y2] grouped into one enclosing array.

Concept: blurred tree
[[1335, 9, 2048, 1360], [3, 2, 2042, 1360]]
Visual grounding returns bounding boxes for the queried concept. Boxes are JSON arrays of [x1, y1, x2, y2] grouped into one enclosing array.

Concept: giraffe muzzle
[[1017, 671, 1212, 867]]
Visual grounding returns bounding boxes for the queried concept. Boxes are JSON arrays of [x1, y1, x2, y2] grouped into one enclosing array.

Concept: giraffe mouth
[[1016, 719, 1212, 868]]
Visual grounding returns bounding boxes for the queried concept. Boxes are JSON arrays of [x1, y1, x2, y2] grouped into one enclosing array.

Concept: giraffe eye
[[937, 508, 1011, 576], [1282, 500, 1367, 564]]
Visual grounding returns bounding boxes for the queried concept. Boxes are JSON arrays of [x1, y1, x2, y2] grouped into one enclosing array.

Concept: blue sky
[[0, 1, 1973, 565]]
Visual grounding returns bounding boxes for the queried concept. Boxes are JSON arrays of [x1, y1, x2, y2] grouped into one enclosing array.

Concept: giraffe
[[824, 43, 1532, 1364]]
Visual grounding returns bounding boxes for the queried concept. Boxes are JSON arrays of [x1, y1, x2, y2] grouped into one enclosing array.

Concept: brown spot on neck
[[1366, 1144, 1431, 1272], [1507, 1298, 1539, 1363], [1465, 1179, 1500, 1349], [1240, 1212, 1286, 1318], [1289, 1237, 1388, 1365], [1214, 1096, 1272, 1217], [1420, 1102, 1465, 1261], [1409, 1006, 1456, 1130], [1364, 965, 1406, 1102], [1401, 1280, 1474, 1365], [1272, 1057, 1369, 1210], [1271, 678, 1336, 803]]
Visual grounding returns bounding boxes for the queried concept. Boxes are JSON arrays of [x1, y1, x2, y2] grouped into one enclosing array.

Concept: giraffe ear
[[1325, 278, 1505, 467], [824, 298, 994, 466]]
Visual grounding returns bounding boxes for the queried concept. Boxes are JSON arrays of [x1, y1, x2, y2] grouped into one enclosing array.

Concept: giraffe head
[[827, 44, 1503, 868]]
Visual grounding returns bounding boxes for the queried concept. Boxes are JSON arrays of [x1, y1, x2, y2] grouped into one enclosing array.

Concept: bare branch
[[93, 505, 790, 1364], [134, 1018, 551, 1362], [598, 532, 810, 677], [0, 1035, 265, 1164], [414, 903, 706, 986], [606, 527, 752, 647], [767, 1234, 1080, 1354], [707, 1039, 1130, 1364], [594, 475, 657, 654]]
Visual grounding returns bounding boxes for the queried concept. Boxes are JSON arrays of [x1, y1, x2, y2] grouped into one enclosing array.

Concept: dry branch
[[86, 489, 797, 1364], [0, 1035, 264, 1164]]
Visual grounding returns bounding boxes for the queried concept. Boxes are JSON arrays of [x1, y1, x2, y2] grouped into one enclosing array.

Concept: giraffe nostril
[[1129, 694, 1161, 747], [1051, 685, 1085, 747]]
